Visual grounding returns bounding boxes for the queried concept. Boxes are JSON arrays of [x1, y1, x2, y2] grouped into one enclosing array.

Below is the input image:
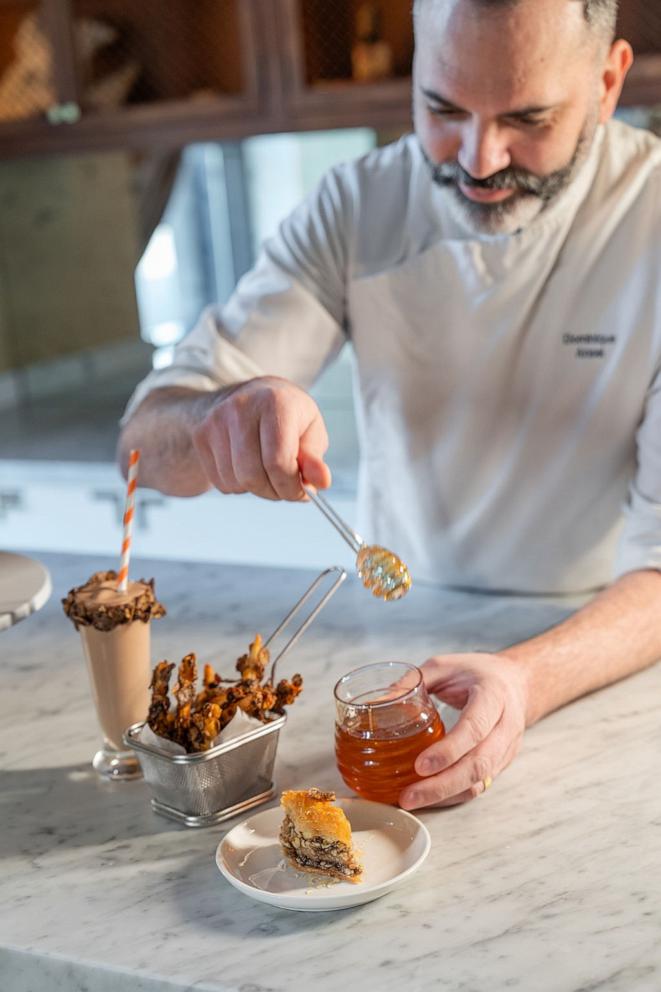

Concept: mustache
[[420, 121, 594, 211], [429, 160, 553, 199]]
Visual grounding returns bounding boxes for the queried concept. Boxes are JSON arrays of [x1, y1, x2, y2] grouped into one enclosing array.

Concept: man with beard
[[119, 0, 661, 810]]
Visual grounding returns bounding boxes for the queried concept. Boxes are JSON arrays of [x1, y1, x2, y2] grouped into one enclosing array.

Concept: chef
[[119, 0, 661, 809]]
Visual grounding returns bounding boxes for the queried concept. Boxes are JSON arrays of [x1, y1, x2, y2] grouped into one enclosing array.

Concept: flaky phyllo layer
[[279, 816, 362, 882]]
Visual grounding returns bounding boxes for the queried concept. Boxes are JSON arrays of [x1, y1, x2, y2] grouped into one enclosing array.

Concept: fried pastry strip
[[275, 673, 303, 710], [227, 681, 278, 721], [147, 635, 303, 752], [235, 634, 270, 681], [188, 702, 223, 751], [194, 663, 228, 707], [147, 661, 175, 737], [173, 653, 197, 711]]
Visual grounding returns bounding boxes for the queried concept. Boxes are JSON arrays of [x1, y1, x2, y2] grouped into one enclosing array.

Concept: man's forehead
[[416, 0, 588, 25], [414, 0, 589, 104], [416, 0, 589, 51]]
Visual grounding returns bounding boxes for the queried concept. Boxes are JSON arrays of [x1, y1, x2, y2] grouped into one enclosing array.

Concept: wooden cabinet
[[0, 0, 267, 157], [272, 0, 412, 131], [0, 0, 659, 160]]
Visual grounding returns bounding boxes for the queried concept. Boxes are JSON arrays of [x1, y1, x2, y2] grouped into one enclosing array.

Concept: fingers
[[416, 747, 520, 809], [396, 654, 528, 811], [192, 421, 240, 494], [193, 378, 330, 501], [399, 744, 494, 811], [399, 717, 523, 811], [414, 685, 504, 777], [431, 782, 489, 808], [194, 415, 276, 497], [227, 416, 279, 500], [259, 411, 307, 501], [299, 418, 332, 490]]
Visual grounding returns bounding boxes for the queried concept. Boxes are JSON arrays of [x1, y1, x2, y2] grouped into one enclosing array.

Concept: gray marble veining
[[1, 552, 660, 992]]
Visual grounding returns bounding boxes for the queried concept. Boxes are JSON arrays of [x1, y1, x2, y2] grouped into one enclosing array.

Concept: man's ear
[[599, 39, 634, 123]]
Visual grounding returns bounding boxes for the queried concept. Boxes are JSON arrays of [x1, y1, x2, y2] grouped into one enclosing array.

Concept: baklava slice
[[279, 789, 363, 883]]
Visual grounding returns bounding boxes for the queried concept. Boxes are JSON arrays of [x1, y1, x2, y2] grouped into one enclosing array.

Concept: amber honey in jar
[[334, 661, 445, 805]]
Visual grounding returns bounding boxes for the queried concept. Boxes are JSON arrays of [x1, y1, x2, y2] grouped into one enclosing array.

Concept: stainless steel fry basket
[[125, 713, 285, 827], [124, 566, 347, 827]]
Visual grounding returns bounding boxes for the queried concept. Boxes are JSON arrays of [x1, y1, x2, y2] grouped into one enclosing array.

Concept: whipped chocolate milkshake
[[63, 570, 165, 780]]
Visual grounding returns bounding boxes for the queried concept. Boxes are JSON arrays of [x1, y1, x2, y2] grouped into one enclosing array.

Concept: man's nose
[[458, 121, 511, 179]]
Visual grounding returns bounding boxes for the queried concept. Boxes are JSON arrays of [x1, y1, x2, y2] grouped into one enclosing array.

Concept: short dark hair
[[413, 0, 619, 41]]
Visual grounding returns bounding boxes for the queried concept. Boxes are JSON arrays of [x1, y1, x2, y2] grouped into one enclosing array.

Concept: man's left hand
[[399, 653, 529, 810]]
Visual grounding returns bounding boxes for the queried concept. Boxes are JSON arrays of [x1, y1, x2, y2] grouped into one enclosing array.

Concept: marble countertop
[[2, 552, 660, 992]]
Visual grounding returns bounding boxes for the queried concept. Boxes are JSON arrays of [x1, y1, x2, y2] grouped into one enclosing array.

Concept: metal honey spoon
[[303, 486, 412, 602]]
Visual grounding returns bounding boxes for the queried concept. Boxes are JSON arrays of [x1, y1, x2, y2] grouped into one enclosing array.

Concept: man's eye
[[513, 115, 550, 128]]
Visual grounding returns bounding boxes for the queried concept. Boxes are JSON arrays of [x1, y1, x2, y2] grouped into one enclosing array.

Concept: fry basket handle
[[264, 566, 347, 683]]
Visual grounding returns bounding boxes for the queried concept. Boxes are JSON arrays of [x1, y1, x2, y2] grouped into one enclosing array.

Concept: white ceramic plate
[[216, 796, 431, 912]]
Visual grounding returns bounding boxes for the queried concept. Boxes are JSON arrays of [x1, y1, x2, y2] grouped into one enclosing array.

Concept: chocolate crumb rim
[[62, 570, 166, 632]]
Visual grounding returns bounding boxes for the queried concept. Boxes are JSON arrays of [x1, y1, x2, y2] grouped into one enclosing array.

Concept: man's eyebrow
[[505, 104, 556, 118], [420, 87, 465, 110], [419, 86, 555, 117]]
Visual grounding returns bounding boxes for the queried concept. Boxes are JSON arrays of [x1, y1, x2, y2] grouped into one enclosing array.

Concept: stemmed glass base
[[92, 744, 143, 781]]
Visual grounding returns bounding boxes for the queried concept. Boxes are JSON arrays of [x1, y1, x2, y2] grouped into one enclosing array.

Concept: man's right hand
[[191, 376, 331, 501]]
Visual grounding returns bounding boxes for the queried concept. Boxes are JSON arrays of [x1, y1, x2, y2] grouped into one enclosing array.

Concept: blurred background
[[0, 0, 659, 570]]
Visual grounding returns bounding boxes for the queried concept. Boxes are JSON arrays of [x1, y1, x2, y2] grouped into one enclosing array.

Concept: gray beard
[[422, 122, 596, 235]]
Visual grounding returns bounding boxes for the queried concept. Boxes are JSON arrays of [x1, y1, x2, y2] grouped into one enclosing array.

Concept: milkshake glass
[[63, 570, 166, 780]]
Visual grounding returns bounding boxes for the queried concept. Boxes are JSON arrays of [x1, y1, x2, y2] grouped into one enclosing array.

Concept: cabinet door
[[275, 0, 413, 132], [0, 0, 270, 157]]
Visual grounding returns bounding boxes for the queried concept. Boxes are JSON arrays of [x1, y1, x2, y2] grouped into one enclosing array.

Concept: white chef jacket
[[124, 120, 661, 594]]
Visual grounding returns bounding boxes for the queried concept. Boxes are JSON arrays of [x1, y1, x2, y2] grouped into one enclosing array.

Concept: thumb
[[299, 417, 332, 490]]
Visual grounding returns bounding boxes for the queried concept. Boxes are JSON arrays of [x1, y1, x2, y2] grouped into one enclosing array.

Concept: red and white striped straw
[[117, 449, 140, 592]]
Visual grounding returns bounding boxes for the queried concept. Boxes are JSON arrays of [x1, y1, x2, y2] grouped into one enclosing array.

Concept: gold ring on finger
[[482, 776, 493, 792]]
